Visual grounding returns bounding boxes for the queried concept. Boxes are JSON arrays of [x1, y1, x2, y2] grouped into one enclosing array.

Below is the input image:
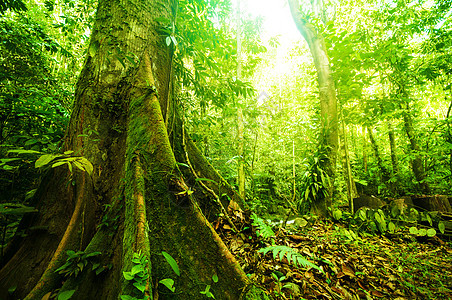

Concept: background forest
[[1, 0, 452, 299], [2, 0, 452, 214]]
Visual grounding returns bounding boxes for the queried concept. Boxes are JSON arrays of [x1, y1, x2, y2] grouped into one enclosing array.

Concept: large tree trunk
[[0, 0, 268, 299], [288, 0, 338, 217]]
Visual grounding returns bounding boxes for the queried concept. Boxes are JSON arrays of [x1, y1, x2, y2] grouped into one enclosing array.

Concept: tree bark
[[387, 121, 399, 176], [340, 111, 357, 212], [402, 103, 431, 194], [0, 0, 268, 299], [236, 0, 246, 200], [288, 0, 338, 217], [367, 126, 395, 194]]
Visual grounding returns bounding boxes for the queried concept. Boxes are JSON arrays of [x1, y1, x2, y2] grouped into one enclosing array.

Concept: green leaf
[[418, 228, 427, 236], [332, 209, 342, 221], [131, 264, 144, 276], [133, 281, 146, 293], [438, 221, 445, 234], [200, 285, 211, 294], [409, 226, 418, 235], [427, 228, 436, 237], [35, 154, 60, 168], [388, 222, 396, 234], [159, 278, 175, 292], [195, 178, 218, 184], [58, 290, 76, 300], [170, 35, 177, 46], [92, 263, 100, 271], [123, 271, 134, 280], [8, 149, 42, 155], [426, 213, 433, 226], [162, 251, 180, 276], [176, 162, 189, 168], [86, 251, 101, 258], [212, 274, 218, 283], [166, 36, 171, 46], [52, 161, 68, 169]]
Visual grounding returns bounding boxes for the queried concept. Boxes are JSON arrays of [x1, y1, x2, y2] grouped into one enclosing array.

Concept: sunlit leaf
[[162, 251, 180, 276]]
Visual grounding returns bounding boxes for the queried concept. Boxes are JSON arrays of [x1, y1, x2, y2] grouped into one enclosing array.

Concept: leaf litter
[[215, 213, 452, 299]]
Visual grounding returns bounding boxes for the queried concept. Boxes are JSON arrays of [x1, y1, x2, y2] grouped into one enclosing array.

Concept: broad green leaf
[[35, 154, 60, 168], [159, 278, 175, 292], [131, 264, 144, 276], [162, 251, 180, 276], [388, 222, 396, 234], [123, 271, 134, 280], [58, 290, 76, 300], [427, 228, 436, 237], [52, 161, 68, 169], [133, 281, 146, 293], [418, 228, 427, 236], [212, 274, 218, 283], [409, 226, 418, 235]]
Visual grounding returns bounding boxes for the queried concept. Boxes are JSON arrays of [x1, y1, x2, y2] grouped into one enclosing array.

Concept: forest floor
[[217, 213, 452, 300]]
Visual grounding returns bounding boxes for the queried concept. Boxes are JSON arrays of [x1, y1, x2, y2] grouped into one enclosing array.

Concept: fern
[[258, 245, 323, 273], [251, 213, 275, 239]]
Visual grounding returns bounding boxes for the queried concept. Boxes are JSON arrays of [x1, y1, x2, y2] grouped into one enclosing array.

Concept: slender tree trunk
[[236, 0, 245, 200], [445, 95, 452, 183], [387, 121, 399, 176], [367, 126, 395, 194], [362, 126, 368, 174], [250, 132, 258, 199], [340, 112, 357, 212], [402, 103, 431, 194], [288, 0, 338, 217], [0, 0, 268, 299]]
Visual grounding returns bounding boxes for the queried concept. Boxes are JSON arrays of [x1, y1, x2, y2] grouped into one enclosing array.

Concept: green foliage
[[57, 289, 76, 300], [0, 16, 70, 149], [162, 251, 180, 277], [298, 142, 330, 212], [334, 205, 446, 239], [0, 0, 27, 14], [200, 283, 215, 299], [259, 245, 322, 273], [55, 250, 104, 278], [97, 203, 121, 233], [251, 213, 275, 239], [35, 151, 93, 176], [122, 252, 150, 300], [156, 251, 180, 293]]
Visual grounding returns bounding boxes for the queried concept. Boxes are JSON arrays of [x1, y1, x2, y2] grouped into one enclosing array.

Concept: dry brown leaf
[[371, 290, 385, 297], [341, 263, 355, 278]]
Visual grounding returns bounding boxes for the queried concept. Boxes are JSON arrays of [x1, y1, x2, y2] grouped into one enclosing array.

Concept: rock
[[353, 195, 385, 213]]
